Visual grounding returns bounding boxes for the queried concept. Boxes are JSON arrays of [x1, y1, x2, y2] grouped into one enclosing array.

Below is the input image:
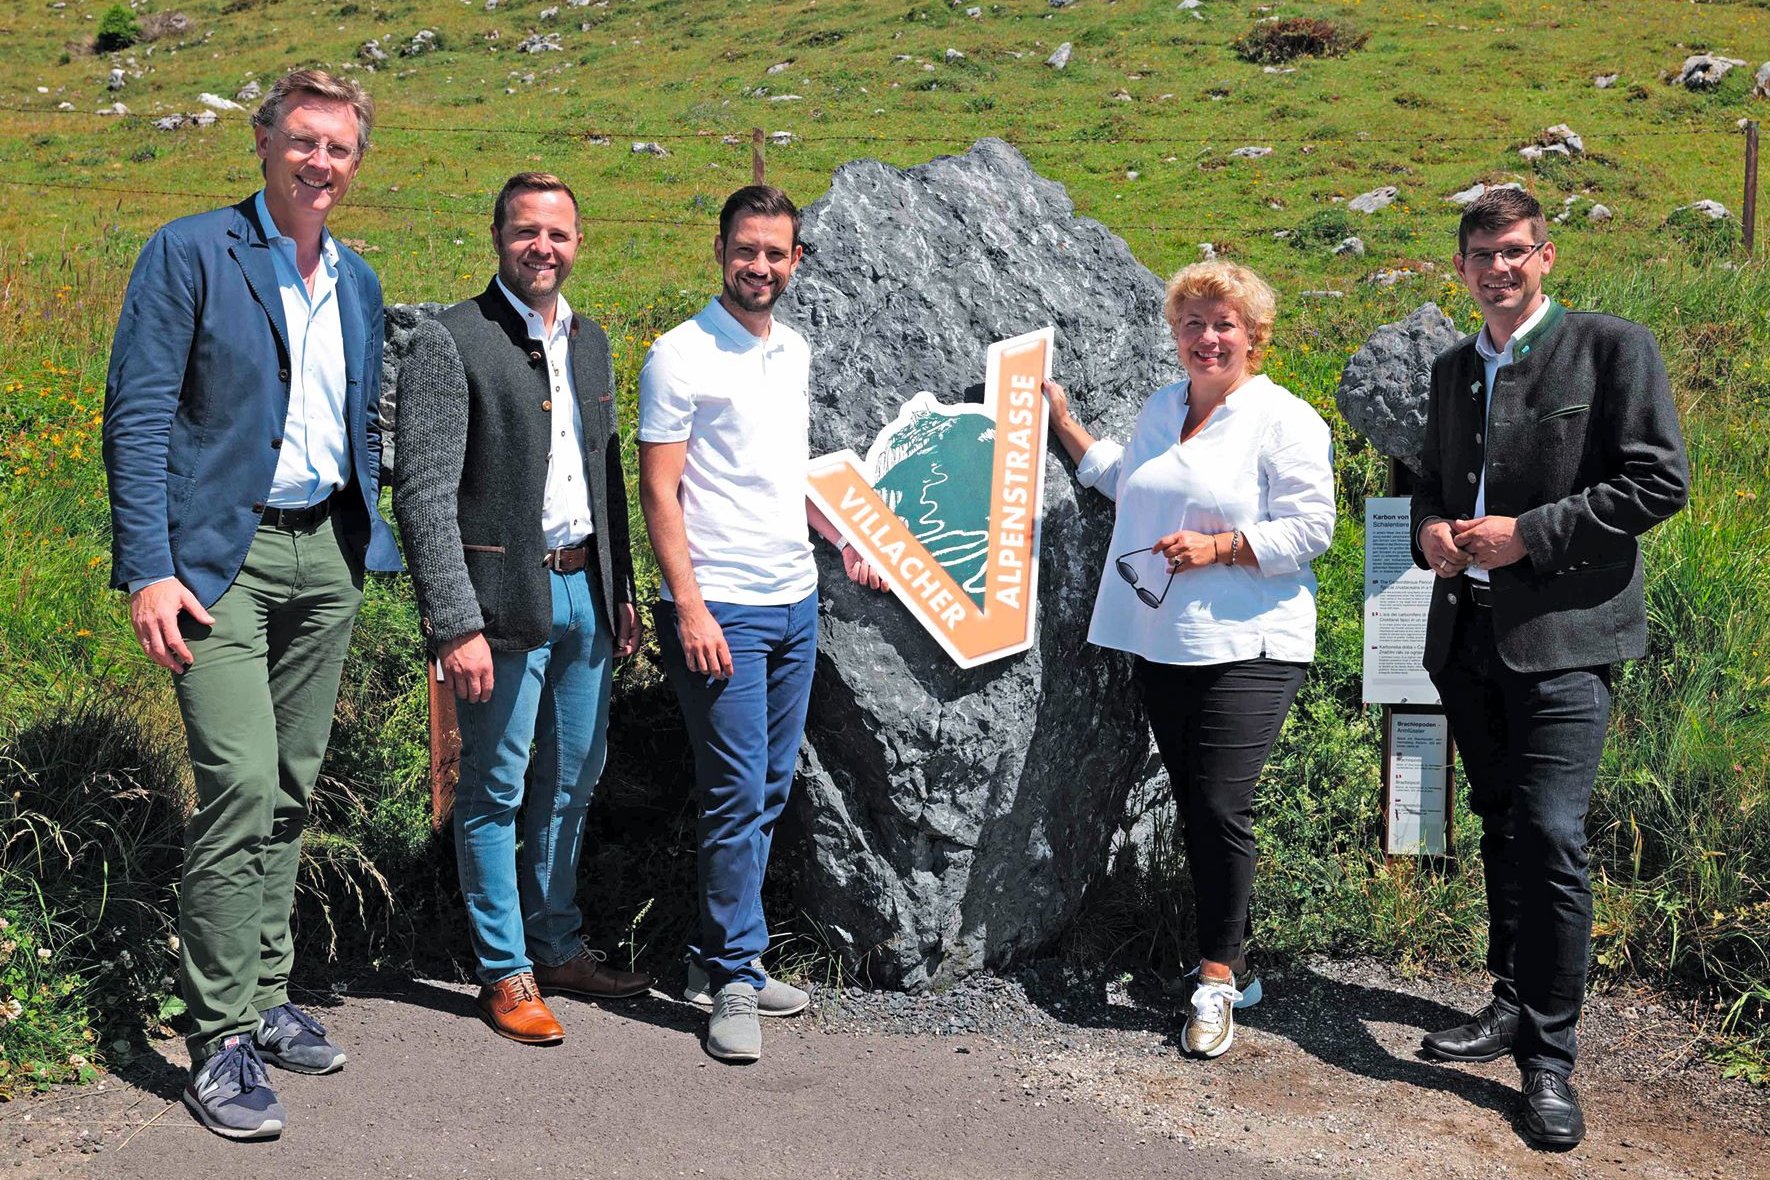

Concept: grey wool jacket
[[1410, 305, 1689, 674], [391, 283, 636, 652]]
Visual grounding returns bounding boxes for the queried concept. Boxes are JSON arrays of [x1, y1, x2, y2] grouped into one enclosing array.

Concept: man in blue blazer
[[102, 68, 395, 1141]]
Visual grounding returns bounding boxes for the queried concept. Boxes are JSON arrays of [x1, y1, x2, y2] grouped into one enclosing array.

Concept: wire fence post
[[752, 127, 765, 185], [1745, 120, 1760, 256]]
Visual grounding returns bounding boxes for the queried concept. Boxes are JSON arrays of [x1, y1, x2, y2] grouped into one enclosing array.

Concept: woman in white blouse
[[1044, 260, 1335, 1060]]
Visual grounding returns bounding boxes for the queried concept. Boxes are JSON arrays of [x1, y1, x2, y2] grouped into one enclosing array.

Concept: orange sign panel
[[807, 328, 1052, 669]]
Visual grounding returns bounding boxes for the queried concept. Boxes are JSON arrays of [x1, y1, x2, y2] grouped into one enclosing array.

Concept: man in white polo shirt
[[638, 184, 882, 1063]]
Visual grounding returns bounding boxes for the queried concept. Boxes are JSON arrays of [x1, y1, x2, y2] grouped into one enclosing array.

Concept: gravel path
[[3, 958, 1764, 1180]]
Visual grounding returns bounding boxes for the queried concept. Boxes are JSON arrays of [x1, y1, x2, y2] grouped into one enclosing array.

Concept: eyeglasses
[[278, 130, 359, 163], [1115, 549, 1174, 609], [1461, 241, 1547, 269]]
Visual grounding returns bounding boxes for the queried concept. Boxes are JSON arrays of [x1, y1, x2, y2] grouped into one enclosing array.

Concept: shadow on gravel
[[1236, 965, 1523, 1123], [357, 972, 710, 1043], [108, 1050, 187, 1105]]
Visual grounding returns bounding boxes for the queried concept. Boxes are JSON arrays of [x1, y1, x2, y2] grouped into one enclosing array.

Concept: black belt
[[260, 498, 333, 530], [542, 541, 592, 574], [1465, 578, 1494, 608]]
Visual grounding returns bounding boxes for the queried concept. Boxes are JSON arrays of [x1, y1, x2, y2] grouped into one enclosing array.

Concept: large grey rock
[[774, 139, 1174, 989], [379, 302, 446, 476], [1335, 303, 1461, 476], [1756, 62, 1770, 99]]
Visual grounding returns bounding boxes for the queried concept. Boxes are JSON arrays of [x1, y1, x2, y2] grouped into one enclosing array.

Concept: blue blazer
[[103, 196, 399, 609]]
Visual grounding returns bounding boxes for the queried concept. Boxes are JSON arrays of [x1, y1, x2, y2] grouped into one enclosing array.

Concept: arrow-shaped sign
[[807, 328, 1052, 669]]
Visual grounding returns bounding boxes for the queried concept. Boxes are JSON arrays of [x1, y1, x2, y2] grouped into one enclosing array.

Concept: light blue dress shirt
[[255, 191, 349, 510]]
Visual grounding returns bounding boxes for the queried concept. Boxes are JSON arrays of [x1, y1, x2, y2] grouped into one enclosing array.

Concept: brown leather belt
[[1465, 578, 1495, 608], [542, 542, 590, 574]]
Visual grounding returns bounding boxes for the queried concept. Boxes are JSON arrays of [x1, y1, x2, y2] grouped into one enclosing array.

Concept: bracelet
[[1228, 529, 1243, 567], [834, 536, 851, 554]]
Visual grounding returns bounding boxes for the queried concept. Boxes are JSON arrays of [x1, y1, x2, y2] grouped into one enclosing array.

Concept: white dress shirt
[[495, 278, 593, 549], [257, 191, 349, 511], [1467, 295, 1555, 583], [637, 298, 816, 606], [1075, 373, 1336, 665]]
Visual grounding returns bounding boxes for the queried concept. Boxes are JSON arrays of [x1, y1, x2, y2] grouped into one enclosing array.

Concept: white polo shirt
[[1076, 374, 1336, 665], [637, 297, 816, 605]]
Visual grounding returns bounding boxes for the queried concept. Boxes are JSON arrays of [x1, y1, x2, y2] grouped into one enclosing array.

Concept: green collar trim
[[1510, 298, 1565, 361]]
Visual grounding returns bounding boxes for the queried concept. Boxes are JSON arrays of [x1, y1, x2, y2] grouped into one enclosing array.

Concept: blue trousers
[[656, 592, 818, 992], [454, 569, 613, 984], [1431, 598, 1611, 1078]]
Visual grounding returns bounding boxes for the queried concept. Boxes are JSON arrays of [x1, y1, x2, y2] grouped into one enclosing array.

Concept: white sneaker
[[1183, 964, 1263, 1009], [1184, 978, 1244, 1058], [683, 957, 809, 1018]]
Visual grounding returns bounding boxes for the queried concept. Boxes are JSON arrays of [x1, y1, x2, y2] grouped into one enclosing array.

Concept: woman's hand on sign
[[1154, 530, 1219, 572], [843, 546, 888, 592]]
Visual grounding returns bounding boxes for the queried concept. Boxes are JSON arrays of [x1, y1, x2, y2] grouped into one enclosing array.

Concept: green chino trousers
[[171, 514, 363, 1062]]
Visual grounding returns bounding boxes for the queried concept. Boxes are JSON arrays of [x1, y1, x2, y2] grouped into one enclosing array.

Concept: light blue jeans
[[454, 569, 612, 984]]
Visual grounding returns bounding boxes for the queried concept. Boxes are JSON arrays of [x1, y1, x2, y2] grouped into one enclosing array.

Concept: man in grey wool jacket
[[392, 173, 651, 1046], [1410, 187, 1688, 1150]]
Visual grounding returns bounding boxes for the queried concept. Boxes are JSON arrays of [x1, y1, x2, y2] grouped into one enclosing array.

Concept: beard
[[722, 274, 783, 314]]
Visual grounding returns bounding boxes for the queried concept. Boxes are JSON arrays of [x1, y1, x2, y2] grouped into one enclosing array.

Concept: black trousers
[[1136, 657, 1307, 965], [1430, 598, 1612, 1079]]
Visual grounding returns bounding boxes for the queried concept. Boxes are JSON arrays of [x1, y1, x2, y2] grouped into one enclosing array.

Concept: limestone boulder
[[775, 139, 1176, 988], [1335, 303, 1461, 476]]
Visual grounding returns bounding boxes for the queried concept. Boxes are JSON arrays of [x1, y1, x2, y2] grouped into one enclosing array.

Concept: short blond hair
[[1163, 261, 1278, 373], [251, 68, 375, 155]]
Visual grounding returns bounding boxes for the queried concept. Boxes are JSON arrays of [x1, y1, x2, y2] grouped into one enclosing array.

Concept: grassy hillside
[[1, 0, 1767, 1093]]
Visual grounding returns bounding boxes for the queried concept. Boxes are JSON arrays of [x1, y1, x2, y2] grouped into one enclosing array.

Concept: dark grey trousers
[[1431, 598, 1612, 1079]]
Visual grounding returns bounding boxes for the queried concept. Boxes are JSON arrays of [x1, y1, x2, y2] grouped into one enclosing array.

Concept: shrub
[[1232, 18, 1369, 65], [93, 5, 140, 53], [1288, 207, 1359, 251]]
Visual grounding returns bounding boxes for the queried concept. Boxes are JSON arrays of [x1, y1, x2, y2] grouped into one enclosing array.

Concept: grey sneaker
[[255, 1001, 347, 1074], [705, 982, 762, 1063], [183, 1035, 287, 1140], [683, 957, 809, 1018], [1183, 977, 1244, 1059]]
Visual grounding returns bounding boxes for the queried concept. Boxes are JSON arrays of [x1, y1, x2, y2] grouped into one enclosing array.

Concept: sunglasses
[[1115, 548, 1174, 609]]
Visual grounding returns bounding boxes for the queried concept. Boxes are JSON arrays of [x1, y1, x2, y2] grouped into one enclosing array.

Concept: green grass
[[1, 0, 1767, 1090]]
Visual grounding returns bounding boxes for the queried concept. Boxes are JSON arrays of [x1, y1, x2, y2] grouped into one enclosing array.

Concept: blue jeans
[[1430, 599, 1612, 1078], [454, 569, 613, 984], [656, 592, 818, 992]]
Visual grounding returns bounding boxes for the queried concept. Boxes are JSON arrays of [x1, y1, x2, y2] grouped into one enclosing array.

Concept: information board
[[1362, 496, 1440, 706], [1382, 710, 1454, 857]]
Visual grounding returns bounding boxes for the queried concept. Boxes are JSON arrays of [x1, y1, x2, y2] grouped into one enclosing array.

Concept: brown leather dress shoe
[[477, 972, 564, 1044], [533, 949, 654, 1000]]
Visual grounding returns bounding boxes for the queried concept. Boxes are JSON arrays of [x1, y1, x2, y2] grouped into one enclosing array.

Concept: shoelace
[[509, 974, 542, 1002], [717, 989, 760, 1019], [1190, 981, 1242, 1030], [211, 1038, 270, 1094], [267, 1002, 328, 1039], [1525, 1071, 1569, 1097]]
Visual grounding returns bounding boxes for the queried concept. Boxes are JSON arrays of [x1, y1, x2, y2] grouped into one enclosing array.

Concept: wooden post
[[428, 674, 460, 832], [1745, 120, 1759, 256], [752, 127, 765, 185]]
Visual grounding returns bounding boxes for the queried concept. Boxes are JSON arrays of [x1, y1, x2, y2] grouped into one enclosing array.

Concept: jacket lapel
[[336, 253, 366, 448], [228, 198, 292, 367]]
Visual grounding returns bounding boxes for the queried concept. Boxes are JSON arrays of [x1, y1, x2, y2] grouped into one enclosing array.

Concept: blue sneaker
[[255, 1002, 347, 1074], [183, 1035, 286, 1140]]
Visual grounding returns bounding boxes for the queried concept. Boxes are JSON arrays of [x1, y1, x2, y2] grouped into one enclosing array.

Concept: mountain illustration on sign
[[866, 392, 995, 609]]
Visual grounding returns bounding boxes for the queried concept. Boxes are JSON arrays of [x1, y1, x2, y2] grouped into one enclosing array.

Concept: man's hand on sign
[[1419, 519, 1470, 578], [843, 546, 888, 592], [1153, 529, 1219, 573], [677, 603, 733, 680], [1451, 515, 1526, 570]]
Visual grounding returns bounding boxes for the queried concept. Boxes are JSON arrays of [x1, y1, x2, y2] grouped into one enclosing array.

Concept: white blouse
[[1076, 373, 1335, 666]]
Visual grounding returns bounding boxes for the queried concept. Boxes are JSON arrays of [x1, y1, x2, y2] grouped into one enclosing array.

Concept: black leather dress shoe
[[1521, 1069, 1585, 1150], [1421, 1001, 1518, 1063]]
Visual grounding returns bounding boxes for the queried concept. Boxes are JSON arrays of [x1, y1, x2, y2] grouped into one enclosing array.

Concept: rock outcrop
[[775, 139, 1177, 988]]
